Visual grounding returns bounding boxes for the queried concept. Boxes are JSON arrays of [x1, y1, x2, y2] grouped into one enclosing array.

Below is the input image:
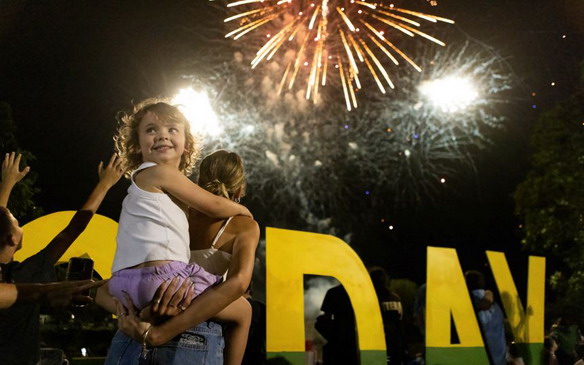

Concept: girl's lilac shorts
[[108, 261, 222, 309]]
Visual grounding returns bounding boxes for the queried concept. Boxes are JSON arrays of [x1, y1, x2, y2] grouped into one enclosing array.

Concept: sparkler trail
[[223, 0, 454, 109]]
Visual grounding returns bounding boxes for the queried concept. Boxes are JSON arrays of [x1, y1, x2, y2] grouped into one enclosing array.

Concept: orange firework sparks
[[224, 0, 454, 110]]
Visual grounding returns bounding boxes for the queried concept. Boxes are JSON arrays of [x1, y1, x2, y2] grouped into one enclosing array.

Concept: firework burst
[[176, 38, 512, 233], [223, 0, 453, 110]]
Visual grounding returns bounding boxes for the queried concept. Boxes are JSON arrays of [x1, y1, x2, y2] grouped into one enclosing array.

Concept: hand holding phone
[[66, 257, 94, 307]]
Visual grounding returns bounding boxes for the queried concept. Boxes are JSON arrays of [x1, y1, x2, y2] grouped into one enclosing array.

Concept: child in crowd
[[107, 99, 252, 365]]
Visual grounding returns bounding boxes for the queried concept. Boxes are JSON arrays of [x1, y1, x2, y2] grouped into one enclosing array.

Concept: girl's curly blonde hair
[[114, 98, 201, 178]]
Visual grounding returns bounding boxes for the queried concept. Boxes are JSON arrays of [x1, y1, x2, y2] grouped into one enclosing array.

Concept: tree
[[514, 65, 584, 325], [0, 101, 42, 222]]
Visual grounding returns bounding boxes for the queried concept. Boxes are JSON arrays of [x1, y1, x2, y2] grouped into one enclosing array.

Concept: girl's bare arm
[[143, 165, 252, 219]]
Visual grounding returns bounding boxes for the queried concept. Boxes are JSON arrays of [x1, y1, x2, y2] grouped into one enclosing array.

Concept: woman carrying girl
[[103, 99, 258, 365], [133, 150, 260, 364]]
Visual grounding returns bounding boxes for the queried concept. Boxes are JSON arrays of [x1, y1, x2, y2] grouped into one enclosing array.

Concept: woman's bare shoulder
[[230, 215, 260, 236]]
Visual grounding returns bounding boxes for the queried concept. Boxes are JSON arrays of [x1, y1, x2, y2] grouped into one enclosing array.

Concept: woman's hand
[[141, 277, 196, 322], [114, 294, 151, 343]]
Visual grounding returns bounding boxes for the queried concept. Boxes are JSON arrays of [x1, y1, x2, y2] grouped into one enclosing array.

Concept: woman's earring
[[235, 197, 241, 203]]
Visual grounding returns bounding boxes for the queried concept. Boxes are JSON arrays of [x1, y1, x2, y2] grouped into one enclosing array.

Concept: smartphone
[[66, 257, 94, 307]]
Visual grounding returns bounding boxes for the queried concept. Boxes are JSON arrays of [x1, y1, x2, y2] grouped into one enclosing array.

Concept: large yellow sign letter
[[426, 246, 490, 365], [487, 251, 545, 363], [266, 227, 387, 365], [15, 211, 118, 278], [426, 247, 546, 365]]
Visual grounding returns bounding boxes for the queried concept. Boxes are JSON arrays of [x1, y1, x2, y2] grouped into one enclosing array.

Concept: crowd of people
[[1, 100, 582, 365], [542, 317, 584, 365], [464, 271, 583, 365], [313, 268, 584, 365]]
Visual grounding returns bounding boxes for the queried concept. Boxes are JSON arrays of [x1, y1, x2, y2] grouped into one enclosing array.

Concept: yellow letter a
[[426, 246, 490, 365]]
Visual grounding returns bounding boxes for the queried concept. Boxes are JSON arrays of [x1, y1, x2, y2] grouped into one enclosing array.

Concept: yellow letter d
[[266, 227, 387, 365]]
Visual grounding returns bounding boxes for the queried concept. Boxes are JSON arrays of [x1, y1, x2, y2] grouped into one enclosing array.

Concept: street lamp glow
[[419, 76, 478, 113], [172, 87, 221, 137]]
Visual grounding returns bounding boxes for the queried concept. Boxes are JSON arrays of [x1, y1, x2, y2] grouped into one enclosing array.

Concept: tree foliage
[[0, 102, 42, 222], [514, 65, 584, 322]]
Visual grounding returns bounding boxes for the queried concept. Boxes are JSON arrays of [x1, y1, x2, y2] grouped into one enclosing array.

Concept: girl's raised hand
[[1, 152, 30, 186], [98, 154, 124, 188]]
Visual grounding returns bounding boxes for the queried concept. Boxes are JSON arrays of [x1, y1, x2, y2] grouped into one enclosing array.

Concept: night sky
[[0, 0, 583, 285]]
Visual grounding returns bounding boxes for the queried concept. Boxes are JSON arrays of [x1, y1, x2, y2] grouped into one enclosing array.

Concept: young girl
[[107, 99, 252, 364]]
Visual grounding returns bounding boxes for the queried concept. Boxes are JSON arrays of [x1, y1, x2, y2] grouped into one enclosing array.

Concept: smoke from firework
[[181, 38, 512, 236]]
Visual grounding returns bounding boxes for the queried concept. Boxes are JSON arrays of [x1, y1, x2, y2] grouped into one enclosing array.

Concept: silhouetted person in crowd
[[550, 314, 582, 365], [369, 266, 407, 365], [315, 284, 359, 365], [465, 270, 507, 365], [506, 341, 524, 365], [413, 283, 426, 339], [543, 336, 560, 365], [573, 344, 584, 365]]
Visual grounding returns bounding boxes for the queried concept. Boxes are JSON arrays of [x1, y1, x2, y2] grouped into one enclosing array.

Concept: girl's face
[[138, 111, 186, 168]]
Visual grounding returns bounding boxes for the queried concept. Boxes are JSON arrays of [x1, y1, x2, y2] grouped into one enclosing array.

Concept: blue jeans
[[104, 330, 141, 365], [105, 322, 224, 365]]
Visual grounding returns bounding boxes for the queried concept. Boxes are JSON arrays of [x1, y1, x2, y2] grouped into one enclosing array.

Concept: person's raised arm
[[0, 152, 30, 208], [43, 154, 123, 264], [80, 154, 124, 212], [117, 217, 260, 346], [148, 165, 252, 219]]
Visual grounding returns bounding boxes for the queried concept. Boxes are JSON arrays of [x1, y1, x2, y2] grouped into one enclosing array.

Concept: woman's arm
[[117, 217, 260, 346], [148, 218, 259, 345], [145, 165, 252, 219]]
